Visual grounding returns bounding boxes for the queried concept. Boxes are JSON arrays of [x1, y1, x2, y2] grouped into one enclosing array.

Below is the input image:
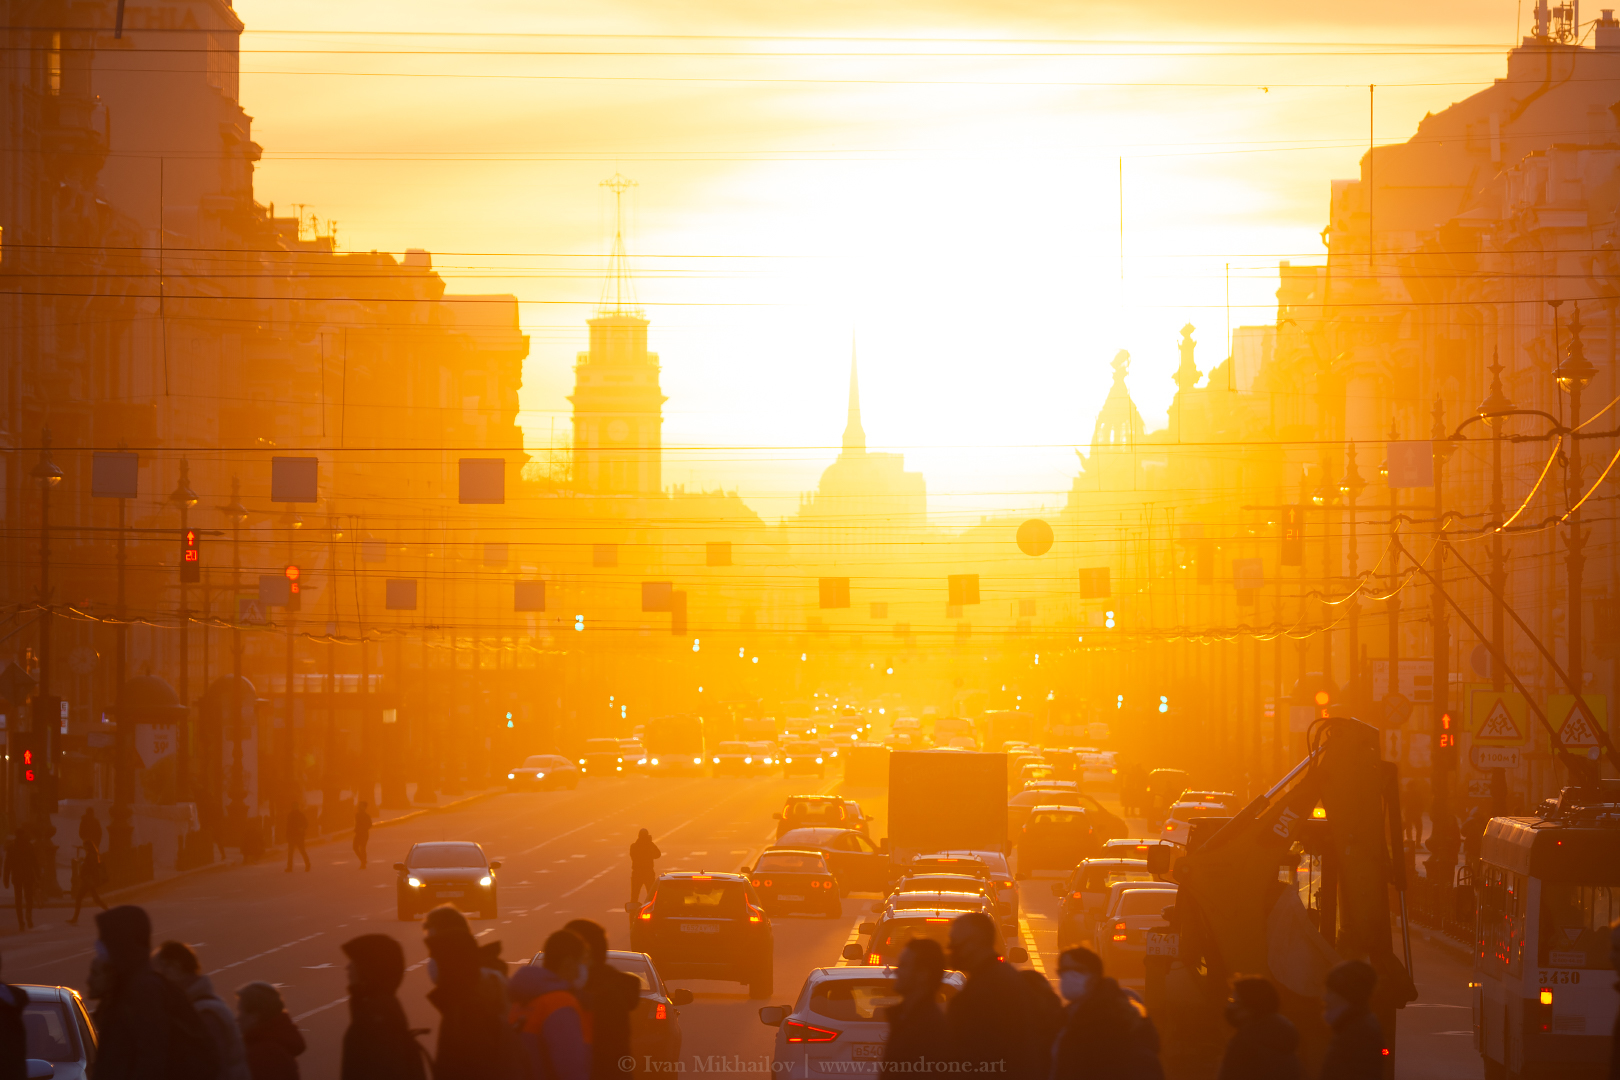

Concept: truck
[[888, 750, 1008, 862]]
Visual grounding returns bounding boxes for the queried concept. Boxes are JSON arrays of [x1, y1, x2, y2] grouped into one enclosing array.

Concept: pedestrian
[[0, 955, 27, 1080], [68, 840, 109, 925], [154, 940, 250, 1080], [563, 919, 640, 1080], [1462, 805, 1489, 867], [353, 802, 372, 870], [508, 930, 592, 1080], [1050, 946, 1163, 1080], [1608, 917, 1620, 1080], [423, 904, 520, 1080], [89, 904, 219, 1080], [1402, 779, 1429, 846], [1020, 969, 1065, 1058], [882, 938, 950, 1074], [1216, 976, 1299, 1080], [3, 828, 36, 932], [80, 806, 104, 851], [284, 804, 310, 873], [340, 933, 427, 1080], [628, 829, 660, 905], [944, 912, 1043, 1080], [1319, 960, 1385, 1080], [236, 982, 305, 1080]]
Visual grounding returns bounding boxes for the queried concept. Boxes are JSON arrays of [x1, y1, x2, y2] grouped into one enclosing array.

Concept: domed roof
[[201, 673, 261, 703], [114, 675, 186, 718]]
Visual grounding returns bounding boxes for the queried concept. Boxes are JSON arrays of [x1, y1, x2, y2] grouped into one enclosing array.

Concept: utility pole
[[1479, 354, 1513, 813], [1428, 397, 1460, 881], [222, 479, 248, 839], [170, 458, 198, 802], [324, 516, 342, 832], [1383, 420, 1402, 736], [1555, 307, 1597, 720], [285, 511, 302, 830], [1341, 442, 1366, 711], [30, 430, 63, 827]]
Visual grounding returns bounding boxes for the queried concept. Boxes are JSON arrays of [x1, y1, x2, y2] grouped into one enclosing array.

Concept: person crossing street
[[67, 839, 108, 926], [352, 802, 372, 870], [628, 829, 660, 904], [285, 805, 310, 873], [3, 828, 37, 932]]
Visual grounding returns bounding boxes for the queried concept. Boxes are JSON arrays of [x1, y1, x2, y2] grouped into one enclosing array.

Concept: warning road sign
[[237, 595, 268, 626], [1550, 695, 1607, 749], [1468, 689, 1529, 747]]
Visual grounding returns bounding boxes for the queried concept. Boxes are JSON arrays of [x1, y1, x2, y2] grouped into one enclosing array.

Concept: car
[[505, 754, 581, 790], [1179, 790, 1240, 810], [880, 891, 1001, 928], [620, 740, 648, 770], [1017, 761, 1058, 788], [781, 741, 826, 777], [1095, 882, 1179, 987], [1008, 785, 1126, 840], [1016, 805, 1098, 877], [775, 795, 856, 839], [891, 717, 922, 734], [712, 741, 758, 777], [747, 741, 779, 770], [742, 849, 842, 918], [758, 966, 966, 1079], [15, 983, 97, 1080], [840, 799, 875, 837], [579, 737, 627, 778], [1041, 748, 1080, 782], [771, 828, 891, 894], [395, 841, 501, 920], [629, 871, 774, 997], [1078, 750, 1120, 787], [1160, 801, 1231, 847], [884, 872, 1006, 922], [843, 909, 1028, 967], [915, 850, 1019, 923], [1145, 768, 1190, 814], [528, 949, 691, 1067], [1051, 858, 1153, 949]]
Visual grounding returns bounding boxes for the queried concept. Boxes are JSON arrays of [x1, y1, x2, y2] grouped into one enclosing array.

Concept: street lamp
[[30, 430, 63, 826], [170, 459, 199, 802], [219, 478, 248, 841]]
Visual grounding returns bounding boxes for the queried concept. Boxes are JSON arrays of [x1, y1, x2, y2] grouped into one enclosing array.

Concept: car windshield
[[522, 756, 559, 768], [1116, 889, 1177, 917], [755, 852, 828, 874], [23, 1000, 80, 1062], [409, 844, 484, 868], [785, 743, 820, 754], [1080, 868, 1153, 891], [898, 876, 984, 894], [658, 880, 747, 916], [787, 801, 844, 821], [1030, 811, 1085, 827], [607, 955, 659, 993], [810, 979, 912, 1020], [876, 918, 955, 951]]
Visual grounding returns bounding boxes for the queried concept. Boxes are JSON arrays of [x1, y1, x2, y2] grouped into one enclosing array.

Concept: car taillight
[[1071, 891, 1083, 899], [998, 880, 1014, 888], [638, 902, 655, 921], [763, 879, 773, 887], [784, 1019, 840, 1043], [748, 904, 766, 924], [751, 878, 761, 887], [655, 1002, 667, 1020], [1112, 921, 1127, 942], [866, 953, 883, 965]]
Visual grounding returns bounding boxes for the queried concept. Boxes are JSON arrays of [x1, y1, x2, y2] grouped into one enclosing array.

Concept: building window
[[47, 32, 61, 95]]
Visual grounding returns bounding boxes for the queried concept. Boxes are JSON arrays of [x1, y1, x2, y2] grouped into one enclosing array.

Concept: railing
[[1405, 861, 1477, 948]]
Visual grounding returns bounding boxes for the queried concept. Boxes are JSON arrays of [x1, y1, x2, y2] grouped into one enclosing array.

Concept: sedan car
[[912, 849, 1019, 922], [742, 849, 841, 917], [880, 891, 1002, 931], [759, 966, 965, 1078], [629, 871, 774, 997], [1051, 858, 1152, 950], [579, 737, 627, 778], [781, 741, 826, 778], [1160, 801, 1231, 847], [505, 754, 580, 790], [772, 828, 891, 894], [712, 741, 758, 777], [527, 949, 691, 1067], [1096, 883, 1179, 987], [16, 983, 97, 1080], [843, 909, 1028, 967], [1008, 785, 1126, 840], [1017, 805, 1099, 877], [395, 841, 500, 920], [884, 873, 1006, 922], [775, 795, 856, 839]]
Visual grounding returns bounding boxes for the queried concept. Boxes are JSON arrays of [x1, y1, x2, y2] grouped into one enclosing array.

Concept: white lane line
[[294, 996, 349, 1022], [207, 932, 325, 977], [559, 863, 619, 899]]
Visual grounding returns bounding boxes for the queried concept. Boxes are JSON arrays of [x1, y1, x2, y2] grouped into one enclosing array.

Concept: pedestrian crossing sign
[[1468, 689, 1528, 747], [1549, 695, 1607, 749]]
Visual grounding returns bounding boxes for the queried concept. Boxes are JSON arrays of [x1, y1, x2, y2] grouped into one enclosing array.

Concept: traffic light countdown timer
[[285, 564, 301, 612], [180, 528, 201, 583]]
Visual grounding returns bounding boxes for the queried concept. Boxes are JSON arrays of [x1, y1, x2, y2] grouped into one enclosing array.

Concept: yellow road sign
[[1548, 695, 1607, 749], [1468, 689, 1529, 747]]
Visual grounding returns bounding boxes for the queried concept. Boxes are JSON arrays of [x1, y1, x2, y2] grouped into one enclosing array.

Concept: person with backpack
[[508, 931, 592, 1080], [1050, 946, 1163, 1080], [88, 904, 219, 1080], [562, 919, 639, 1080], [628, 830, 661, 905], [155, 941, 250, 1080], [340, 934, 427, 1080], [236, 982, 305, 1080], [424, 904, 520, 1080]]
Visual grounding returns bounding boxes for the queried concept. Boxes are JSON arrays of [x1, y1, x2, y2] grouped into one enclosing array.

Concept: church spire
[[598, 173, 642, 317], [843, 338, 866, 453]]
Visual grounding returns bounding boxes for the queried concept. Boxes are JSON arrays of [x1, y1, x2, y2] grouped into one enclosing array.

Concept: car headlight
[[785, 757, 793, 763], [507, 772, 515, 779], [763, 757, 773, 764], [617, 757, 623, 763], [638, 757, 648, 765], [407, 877, 423, 888], [536, 772, 546, 779], [692, 756, 702, 765], [744, 756, 752, 764], [578, 758, 586, 765], [713, 757, 721, 764], [650, 757, 659, 765], [815, 757, 824, 764], [479, 875, 493, 887]]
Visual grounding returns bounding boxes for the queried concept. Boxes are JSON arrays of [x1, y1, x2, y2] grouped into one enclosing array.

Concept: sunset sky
[[236, 0, 1525, 523]]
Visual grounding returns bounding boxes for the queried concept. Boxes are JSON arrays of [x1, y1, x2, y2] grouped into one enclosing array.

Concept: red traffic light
[[284, 564, 300, 581]]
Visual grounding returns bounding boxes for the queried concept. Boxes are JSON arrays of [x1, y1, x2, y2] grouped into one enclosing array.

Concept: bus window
[[1477, 865, 1526, 975], [1537, 884, 1620, 969]]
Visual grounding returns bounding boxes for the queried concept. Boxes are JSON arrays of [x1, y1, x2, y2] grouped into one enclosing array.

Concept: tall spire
[[843, 337, 866, 453], [598, 173, 642, 317]]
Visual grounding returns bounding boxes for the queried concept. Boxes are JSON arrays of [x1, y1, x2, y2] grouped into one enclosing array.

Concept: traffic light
[[1158, 695, 1169, 714], [1437, 710, 1458, 767], [284, 564, 301, 612], [1104, 610, 1116, 629], [1281, 506, 1304, 566], [180, 528, 201, 583], [1116, 694, 1124, 710]]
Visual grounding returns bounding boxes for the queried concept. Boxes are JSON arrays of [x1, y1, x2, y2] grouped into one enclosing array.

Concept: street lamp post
[[1381, 420, 1402, 732], [1428, 396, 1460, 882], [1339, 442, 1366, 711], [1313, 460, 1337, 687], [220, 479, 248, 841], [284, 511, 302, 825], [170, 459, 198, 803], [30, 430, 63, 826], [1555, 307, 1597, 720], [1478, 352, 1514, 813]]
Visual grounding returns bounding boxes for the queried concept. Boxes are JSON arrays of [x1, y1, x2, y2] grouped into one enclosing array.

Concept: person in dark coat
[[563, 919, 640, 1080], [285, 805, 310, 873], [79, 807, 104, 851], [1217, 977, 1299, 1080], [1319, 960, 1385, 1080], [4, 829, 37, 931], [424, 904, 518, 1080], [1020, 968, 1065, 1060], [237, 982, 305, 1080], [155, 940, 250, 1080], [883, 938, 950, 1073], [945, 912, 1042, 1080], [509, 932, 592, 1080], [1608, 918, 1620, 1080], [0, 955, 29, 1080], [629, 830, 661, 904], [68, 840, 108, 925], [89, 904, 212, 1080], [340, 934, 426, 1080], [352, 802, 372, 870], [1050, 946, 1163, 1080]]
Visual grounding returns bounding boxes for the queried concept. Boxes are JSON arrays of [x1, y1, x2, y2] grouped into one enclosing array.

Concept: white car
[[760, 966, 966, 1078], [1095, 882, 1178, 987], [927, 848, 1018, 923], [1159, 801, 1230, 847], [1079, 750, 1119, 787]]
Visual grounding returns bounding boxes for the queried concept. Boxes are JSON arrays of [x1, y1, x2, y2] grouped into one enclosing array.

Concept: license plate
[[438, 890, 466, 898], [680, 923, 720, 934], [777, 894, 804, 901], [1144, 931, 1178, 956], [851, 1044, 885, 1060]]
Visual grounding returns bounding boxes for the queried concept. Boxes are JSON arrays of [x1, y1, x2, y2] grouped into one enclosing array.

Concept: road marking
[[294, 996, 349, 1022], [559, 863, 619, 898], [208, 933, 325, 977], [1018, 918, 1047, 975]]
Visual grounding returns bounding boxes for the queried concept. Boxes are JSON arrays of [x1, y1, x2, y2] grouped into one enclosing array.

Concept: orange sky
[[237, 0, 1525, 523]]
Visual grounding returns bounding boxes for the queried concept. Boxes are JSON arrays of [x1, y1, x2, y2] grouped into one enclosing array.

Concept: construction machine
[[1148, 716, 1417, 1079]]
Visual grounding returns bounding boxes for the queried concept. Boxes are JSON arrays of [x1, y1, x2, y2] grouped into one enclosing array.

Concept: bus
[[1473, 781, 1620, 1079], [641, 714, 707, 775]]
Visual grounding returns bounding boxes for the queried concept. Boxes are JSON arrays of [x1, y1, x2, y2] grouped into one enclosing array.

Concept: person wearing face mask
[[562, 919, 640, 1080], [423, 904, 523, 1080], [1049, 947, 1162, 1080], [1318, 960, 1383, 1080], [882, 938, 950, 1074], [340, 933, 427, 1080], [944, 912, 1043, 1080], [1216, 977, 1298, 1080], [508, 930, 592, 1080]]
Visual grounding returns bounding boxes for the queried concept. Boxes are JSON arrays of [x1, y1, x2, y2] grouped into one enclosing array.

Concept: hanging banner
[[1467, 689, 1530, 747]]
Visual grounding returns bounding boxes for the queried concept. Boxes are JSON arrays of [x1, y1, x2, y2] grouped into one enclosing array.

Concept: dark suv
[[629, 872, 774, 997], [395, 841, 500, 921]]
